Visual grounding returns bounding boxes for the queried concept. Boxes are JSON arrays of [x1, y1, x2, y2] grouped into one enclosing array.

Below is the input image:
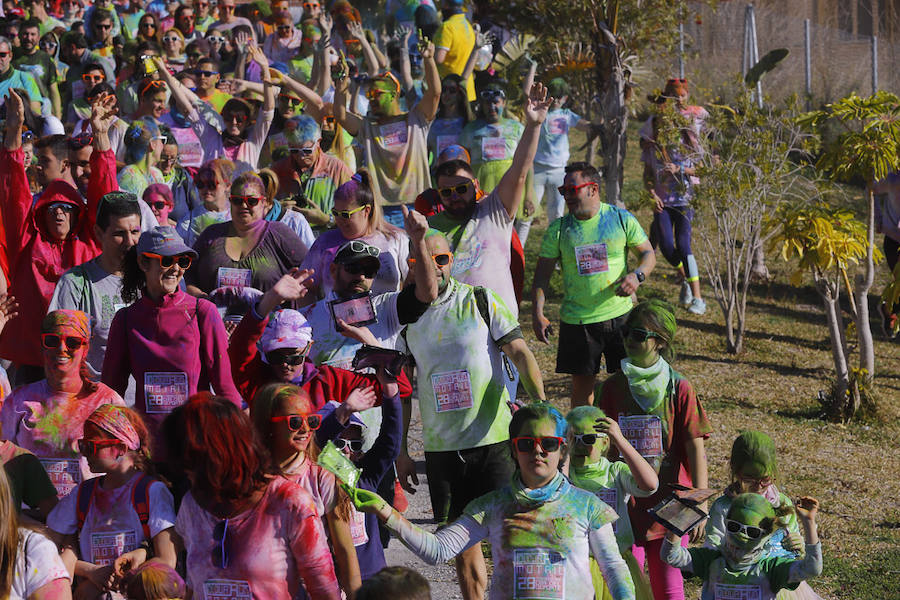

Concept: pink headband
[[86, 404, 141, 451]]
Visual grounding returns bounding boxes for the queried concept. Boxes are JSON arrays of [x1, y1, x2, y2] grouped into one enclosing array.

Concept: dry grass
[[515, 126, 900, 599]]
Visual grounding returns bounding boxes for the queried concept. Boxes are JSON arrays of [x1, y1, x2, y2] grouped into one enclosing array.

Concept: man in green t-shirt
[[13, 18, 60, 117], [532, 162, 656, 406]]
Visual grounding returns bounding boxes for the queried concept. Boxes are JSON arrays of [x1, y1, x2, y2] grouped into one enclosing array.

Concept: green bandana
[[569, 459, 614, 491], [620, 356, 671, 413]]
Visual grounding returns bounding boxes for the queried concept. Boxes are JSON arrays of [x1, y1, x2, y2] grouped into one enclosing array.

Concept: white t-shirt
[[12, 529, 71, 600], [47, 473, 177, 566]]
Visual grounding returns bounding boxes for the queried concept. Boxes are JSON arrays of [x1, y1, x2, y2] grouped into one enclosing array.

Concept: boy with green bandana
[[567, 405, 658, 599], [661, 493, 822, 600]]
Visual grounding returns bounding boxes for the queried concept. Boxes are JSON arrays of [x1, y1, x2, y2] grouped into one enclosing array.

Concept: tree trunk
[[817, 279, 850, 415], [750, 241, 770, 282], [855, 188, 877, 377], [594, 24, 627, 208]]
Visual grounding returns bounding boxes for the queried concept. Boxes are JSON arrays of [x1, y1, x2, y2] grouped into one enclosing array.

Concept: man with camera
[[271, 114, 352, 232]]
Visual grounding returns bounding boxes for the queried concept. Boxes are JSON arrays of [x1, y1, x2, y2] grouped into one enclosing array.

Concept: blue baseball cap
[[136, 226, 198, 259]]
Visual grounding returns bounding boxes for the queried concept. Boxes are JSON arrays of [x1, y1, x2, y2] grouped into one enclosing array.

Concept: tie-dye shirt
[[47, 472, 176, 567], [358, 109, 432, 206], [176, 477, 341, 599], [539, 207, 648, 324], [384, 475, 635, 599], [403, 278, 520, 452], [428, 190, 517, 317], [0, 380, 125, 498]]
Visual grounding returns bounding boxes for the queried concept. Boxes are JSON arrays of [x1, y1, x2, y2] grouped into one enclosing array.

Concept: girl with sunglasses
[[301, 171, 410, 299], [103, 226, 241, 483], [47, 404, 178, 599], [136, 13, 162, 45], [704, 431, 824, 600], [167, 394, 341, 598], [1, 311, 125, 500], [251, 384, 361, 595], [566, 405, 658, 600], [161, 27, 188, 71], [178, 158, 235, 246], [345, 402, 637, 599], [661, 493, 822, 600], [186, 171, 309, 299], [597, 299, 711, 600]]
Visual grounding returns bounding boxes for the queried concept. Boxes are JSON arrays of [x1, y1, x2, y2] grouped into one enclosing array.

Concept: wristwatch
[[633, 269, 645, 284]]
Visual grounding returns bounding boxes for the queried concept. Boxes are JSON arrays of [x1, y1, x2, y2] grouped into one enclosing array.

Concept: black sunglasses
[[343, 262, 378, 278], [288, 146, 314, 155], [265, 349, 307, 366], [621, 326, 661, 343], [212, 519, 229, 568]]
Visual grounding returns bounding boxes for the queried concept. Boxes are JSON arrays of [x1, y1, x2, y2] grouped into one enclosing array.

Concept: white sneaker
[[679, 281, 693, 306], [688, 298, 707, 315]]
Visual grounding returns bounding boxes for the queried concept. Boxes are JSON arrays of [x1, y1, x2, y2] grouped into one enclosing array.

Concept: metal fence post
[[871, 35, 878, 94], [804, 19, 812, 109]]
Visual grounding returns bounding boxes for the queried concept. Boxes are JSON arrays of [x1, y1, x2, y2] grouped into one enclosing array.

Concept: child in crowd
[[661, 493, 822, 600], [123, 561, 187, 600], [566, 405, 658, 599], [47, 404, 178, 599], [597, 299, 711, 600], [706, 431, 824, 599], [356, 566, 431, 600]]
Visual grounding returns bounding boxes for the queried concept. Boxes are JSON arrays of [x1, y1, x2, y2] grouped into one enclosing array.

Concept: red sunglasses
[[78, 438, 122, 455], [270, 414, 322, 431]]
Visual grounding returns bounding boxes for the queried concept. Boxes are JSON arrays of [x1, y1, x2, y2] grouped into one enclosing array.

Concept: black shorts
[[424, 440, 514, 524], [555, 314, 630, 375]]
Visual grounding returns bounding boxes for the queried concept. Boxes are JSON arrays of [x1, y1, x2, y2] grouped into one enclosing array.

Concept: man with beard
[[270, 115, 352, 232], [0, 91, 118, 383], [427, 82, 551, 319], [0, 36, 44, 115], [174, 4, 202, 43], [531, 162, 656, 407], [13, 18, 60, 117]]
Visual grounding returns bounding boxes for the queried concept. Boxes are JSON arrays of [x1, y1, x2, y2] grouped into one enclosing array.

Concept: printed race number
[[513, 548, 566, 599], [203, 579, 252, 600], [91, 531, 137, 566], [574, 243, 608, 275], [431, 370, 474, 413], [39, 458, 81, 498], [713, 583, 762, 600], [145, 372, 189, 414], [618, 415, 663, 458]]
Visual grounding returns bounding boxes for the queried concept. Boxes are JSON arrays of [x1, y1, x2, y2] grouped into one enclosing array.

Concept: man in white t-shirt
[[397, 231, 546, 600], [427, 82, 554, 318]]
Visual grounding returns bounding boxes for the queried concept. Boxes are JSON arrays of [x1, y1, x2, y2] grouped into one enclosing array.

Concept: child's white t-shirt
[[47, 472, 176, 566]]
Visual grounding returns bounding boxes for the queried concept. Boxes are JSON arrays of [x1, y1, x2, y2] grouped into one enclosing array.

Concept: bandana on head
[[41, 309, 91, 340], [86, 404, 141, 451], [259, 309, 313, 353]]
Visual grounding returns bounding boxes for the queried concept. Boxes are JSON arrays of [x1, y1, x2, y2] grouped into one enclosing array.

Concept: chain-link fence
[[654, 1, 900, 105]]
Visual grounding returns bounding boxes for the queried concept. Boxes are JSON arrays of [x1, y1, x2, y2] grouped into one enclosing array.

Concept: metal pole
[[871, 35, 878, 94], [678, 22, 685, 79], [749, 6, 762, 107], [804, 19, 812, 109]]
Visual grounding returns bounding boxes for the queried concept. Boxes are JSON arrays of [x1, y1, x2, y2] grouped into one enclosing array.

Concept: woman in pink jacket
[[101, 226, 241, 470]]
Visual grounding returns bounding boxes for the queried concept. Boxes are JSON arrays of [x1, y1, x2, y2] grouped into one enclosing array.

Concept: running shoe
[[679, 281, 693, 306], [687, 297, 707, 315]]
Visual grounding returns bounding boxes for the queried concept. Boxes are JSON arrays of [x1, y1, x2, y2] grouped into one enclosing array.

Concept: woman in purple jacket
[[101, 226, 241, 467]]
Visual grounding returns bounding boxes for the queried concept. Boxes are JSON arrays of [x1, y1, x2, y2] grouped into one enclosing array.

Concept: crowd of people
[[0, 0, 838, 598]]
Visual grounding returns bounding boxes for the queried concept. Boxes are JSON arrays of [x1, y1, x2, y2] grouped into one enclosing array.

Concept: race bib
[[91, 530, 137, 566], [574, 243, 608, 275], [144, 372, 189, 414], [203, 579, 252, 600], [39, 458, 81, 498], [217, 267, 253, 289], [431, 370, 474, 413], [595, 488, 618, 533], [171, 126, 203, 168], [482, 136, 507, 161], [618, 415, 663, 458], [350, 507, 368, 546], [713, 583, 762, 600], [513, 547, 566, 599], [436, 134, 458, 155], [380, 121, 408, 148], [547, 117, 568, 136]]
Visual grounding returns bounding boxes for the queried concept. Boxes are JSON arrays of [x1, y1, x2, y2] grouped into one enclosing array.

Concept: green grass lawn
[[516, 123, 900, 599]]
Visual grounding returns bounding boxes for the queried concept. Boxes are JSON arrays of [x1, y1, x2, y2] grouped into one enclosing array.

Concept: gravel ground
[[381, 401, 488, 599]]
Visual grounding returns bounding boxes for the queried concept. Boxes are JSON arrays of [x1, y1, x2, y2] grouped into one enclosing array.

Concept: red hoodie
[[0, 147, 117, 367]]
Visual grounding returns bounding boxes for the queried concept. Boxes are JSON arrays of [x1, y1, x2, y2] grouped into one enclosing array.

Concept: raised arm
[[396, 28, 414, 92], [85, 92, 120, 243], [346, 22, 379, 77], [412, 38, 440, 123], [494, 83, 552, 219], [332, 52, 363, 136], [0, 90, 33, 262], [152, 56, 194, 117], [279, 73, 326, 122], [403, 206, 438, 304]]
